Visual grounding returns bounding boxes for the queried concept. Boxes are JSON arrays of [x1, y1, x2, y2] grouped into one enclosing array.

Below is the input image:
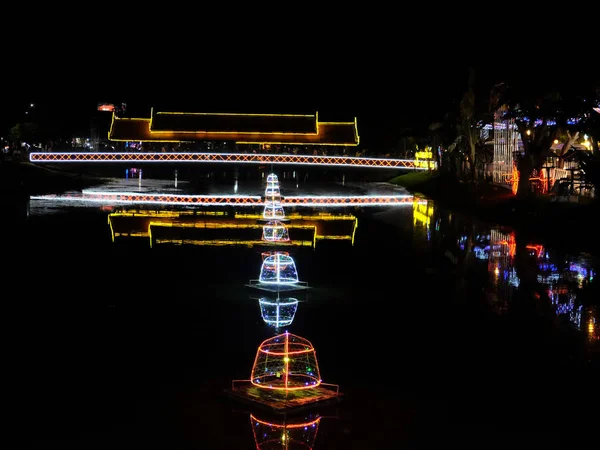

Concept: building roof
[[151, 111, 317, 134], [108, 109, 359, 146]]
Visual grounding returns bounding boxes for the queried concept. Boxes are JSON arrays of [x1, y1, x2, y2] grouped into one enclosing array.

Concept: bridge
[[28, 152, 434, 170]]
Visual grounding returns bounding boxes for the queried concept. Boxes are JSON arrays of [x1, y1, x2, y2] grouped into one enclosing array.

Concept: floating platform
[[226, 380, 342, 414], [246, 280, 310, 292]]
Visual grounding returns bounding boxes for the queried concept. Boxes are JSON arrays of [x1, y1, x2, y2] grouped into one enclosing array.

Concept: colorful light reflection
[[259, 297, 299, 328], [262, 220, 290, 242], [263, 200, 286, 220], [250, 413, 320, 450]]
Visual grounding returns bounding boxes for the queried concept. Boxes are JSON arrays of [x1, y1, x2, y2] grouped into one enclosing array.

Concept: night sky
[[1, 64, 592, 151]]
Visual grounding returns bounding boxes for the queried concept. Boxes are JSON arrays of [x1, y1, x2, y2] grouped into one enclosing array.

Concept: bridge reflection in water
[[107, 209, 358, 248]]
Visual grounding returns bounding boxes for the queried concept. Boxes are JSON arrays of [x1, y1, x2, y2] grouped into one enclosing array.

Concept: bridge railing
[[28, 151, 433, 170]]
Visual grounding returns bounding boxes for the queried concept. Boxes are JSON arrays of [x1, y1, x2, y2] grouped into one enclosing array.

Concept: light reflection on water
[[408, 196, 600, 348], [9, 177, 600, 446]]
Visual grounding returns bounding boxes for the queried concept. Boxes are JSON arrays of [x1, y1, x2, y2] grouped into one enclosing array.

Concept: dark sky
[[0, 66, 470, 149], [4, 64, 591, 150]]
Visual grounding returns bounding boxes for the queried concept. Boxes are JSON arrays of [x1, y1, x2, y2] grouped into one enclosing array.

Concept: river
[[2, 171, 599, 448]]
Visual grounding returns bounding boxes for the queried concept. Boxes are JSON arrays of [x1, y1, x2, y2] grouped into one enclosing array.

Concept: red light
[[98, 103, 115, 112]]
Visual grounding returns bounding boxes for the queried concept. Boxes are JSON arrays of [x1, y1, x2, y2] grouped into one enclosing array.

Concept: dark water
[[2, 179, 600, 449]]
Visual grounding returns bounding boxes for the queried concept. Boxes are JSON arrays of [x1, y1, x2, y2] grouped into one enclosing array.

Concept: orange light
[[251, 332, 321, 391], [250, 414, 321, 450], [98, 103, 115, 112], [31, 152, 420, 168], [106, 109, 359, 145], [511, 164, 519, 195]]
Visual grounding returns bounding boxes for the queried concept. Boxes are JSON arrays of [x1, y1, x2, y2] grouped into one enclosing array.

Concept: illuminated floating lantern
[[250, 412, 320, 450], [259, 297, 299, 328], [265, 173, 282, 199], [259, 252, 299, 285], [263, 200, 285, 220], [251, 331, 321, 390], [262, 220, 290, 242]]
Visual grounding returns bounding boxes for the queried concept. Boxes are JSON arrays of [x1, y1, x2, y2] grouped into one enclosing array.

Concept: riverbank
[[390, 171, 600, 254], [0, 161, 106, 196]]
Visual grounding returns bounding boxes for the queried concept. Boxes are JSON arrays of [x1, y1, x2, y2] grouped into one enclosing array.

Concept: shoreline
[[390, 171, 600, 254], [0, 161, 107, 196]]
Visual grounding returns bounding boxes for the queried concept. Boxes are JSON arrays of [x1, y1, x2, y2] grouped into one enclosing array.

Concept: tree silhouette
[[8, 122, 40, 147]]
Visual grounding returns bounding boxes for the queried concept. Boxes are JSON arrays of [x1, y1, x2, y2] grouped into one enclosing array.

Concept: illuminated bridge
[[28, 152, 433, 169]]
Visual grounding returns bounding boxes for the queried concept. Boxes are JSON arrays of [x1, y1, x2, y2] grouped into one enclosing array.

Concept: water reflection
[[263, 220, 291, 242], [264, 200, 286, 220], [414, 196, 599, 344], [107, 208, 358, 248], [250, 411, 321, 450], [412, 196, 434, 237], [0, 191, 30, 228], [258, 296, 299, 329]]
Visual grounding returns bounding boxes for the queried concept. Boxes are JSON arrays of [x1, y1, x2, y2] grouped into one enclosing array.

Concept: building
[[107, 108, 359, 154]]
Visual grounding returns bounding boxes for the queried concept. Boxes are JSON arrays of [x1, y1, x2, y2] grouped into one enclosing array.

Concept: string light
[[251, 332, 321, 391], [29, 152, 429, 169]]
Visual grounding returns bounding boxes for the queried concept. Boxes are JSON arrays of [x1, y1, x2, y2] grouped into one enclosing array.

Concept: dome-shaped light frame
[[251, 331, 321, 391], [259, 252, 299, 285]]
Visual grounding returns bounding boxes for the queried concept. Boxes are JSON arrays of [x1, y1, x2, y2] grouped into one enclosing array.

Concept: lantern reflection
[[250, 412, 321, 450], [263, 200, 286, 220], [263, 220, 290, 242], [259, 297, 299, 328]]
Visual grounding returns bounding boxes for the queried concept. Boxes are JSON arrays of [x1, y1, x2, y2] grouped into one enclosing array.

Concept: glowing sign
[[415, 151, 432, 159], [414, 147, 436, 169]]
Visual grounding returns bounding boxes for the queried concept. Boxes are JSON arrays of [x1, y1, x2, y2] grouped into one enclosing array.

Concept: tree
[[453, 67, 491, 182], [582, 91, 600, 154], [555, 130, 580, 169], [8, 122, 40, 148], [428, 122, 444, 170], [491, 81, 587, 198], [578, 151, 600, 193]]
